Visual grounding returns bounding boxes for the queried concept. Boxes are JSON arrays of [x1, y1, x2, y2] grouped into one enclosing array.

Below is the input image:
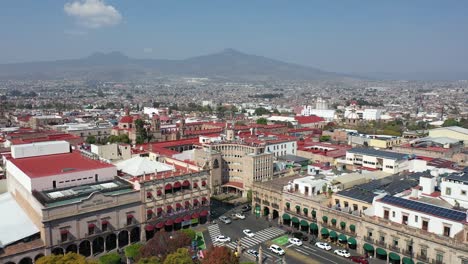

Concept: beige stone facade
[[251, 176, 468, 264], [1, 175, 142, 264], [194, 143, 274, 197]]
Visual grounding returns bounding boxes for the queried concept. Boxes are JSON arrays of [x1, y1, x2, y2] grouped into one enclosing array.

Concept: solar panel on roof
[[381, 196, 466, 222]]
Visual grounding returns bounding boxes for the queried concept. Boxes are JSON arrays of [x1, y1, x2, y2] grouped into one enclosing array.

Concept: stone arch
[[79, 240, 91, 257], [105, 233, 117, 251], [18, 258, 32, 264], [34, 254, 45, 261], [272, 209, 279, 219], [263, 206, 270, 216], [65, 244, 77, 253], [130, 227, 141, 243], [92, 237, 104, 255], [213, 159, 219, 169], [118, 230, 129, 248], [51, 247, 64, 255]]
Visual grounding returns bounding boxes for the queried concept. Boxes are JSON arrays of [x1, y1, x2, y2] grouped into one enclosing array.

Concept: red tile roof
[[8, 151, 114, 178], [294, 115, 325, 124], [119, 116, 133, 123], [222, 181, 244, 189]]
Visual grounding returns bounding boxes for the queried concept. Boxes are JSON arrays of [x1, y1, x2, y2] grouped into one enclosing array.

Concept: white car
[[315, 242, 332, 251], [269, 244, 285, 255], [243, 229, 255, 237], [288, 237, 303, 246], [235, 213, 246, 219], [214, 235, 231, 243], [246, 249, 259, 258], [219, 216, 232, 224], [334, 249, 350, 258]]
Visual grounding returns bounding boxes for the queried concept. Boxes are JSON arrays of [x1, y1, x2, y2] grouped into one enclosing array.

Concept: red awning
[[127, 214, 133, 219], [174, 217, 183, 224], [157, 190, 162, 196], [101, 220, 109, 225], [193, 199, 199, 204], [193, 182, 198, 188], [145, 225, 154, 231], [157, 207, 163, 213], [176, 203, 182, 208], [202, 197, 207, 201], [200, 210, 209, 217], [191, 213, 199, 219], [182, 180, 190, 187], [185, 201, 190, 206], [88, 223, 96, 228], [167, 205, 173, 211], [165, 184, 172, 190], [174, 181, 181, 188], [60, 229, 69, 235], [165, 219, 174, 226], [147, 209, 153, 214], [184, 215, 191, 221], [201, 180, 206, 186], [155, 222, 164, 229]]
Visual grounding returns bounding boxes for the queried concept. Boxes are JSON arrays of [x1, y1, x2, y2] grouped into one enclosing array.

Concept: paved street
[[205, 203, 387, 264]]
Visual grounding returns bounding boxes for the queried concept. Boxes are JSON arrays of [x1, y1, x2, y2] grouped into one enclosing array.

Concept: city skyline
[[1, 0, 468, 75]]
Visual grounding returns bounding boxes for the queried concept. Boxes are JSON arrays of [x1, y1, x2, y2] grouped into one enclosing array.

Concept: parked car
[[214, 235, 231, 243], [219, 216, 232, 224], [315, 242, 332, 250], [350, 256, 369, 264], [243, 229, 255, 237], [246, 249, 259, 258], [288, 238, 303, 246], [241, 205, 252, 212], [334, 249, 351, 258], [269, 244, 285, 255], [235, 213, 246, 219], [292, 232, 308, 241]]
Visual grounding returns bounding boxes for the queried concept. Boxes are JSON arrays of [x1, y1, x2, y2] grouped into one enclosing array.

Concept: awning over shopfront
[[402, 257, 414, 264], [363, 243, 374, 252], [309, 223, 318, 231], [376, 248, 387, 256]]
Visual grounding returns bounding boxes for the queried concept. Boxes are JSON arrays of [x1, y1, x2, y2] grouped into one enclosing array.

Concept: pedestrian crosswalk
[[224, 227, 285, 250], [207, 224, 223, 246]]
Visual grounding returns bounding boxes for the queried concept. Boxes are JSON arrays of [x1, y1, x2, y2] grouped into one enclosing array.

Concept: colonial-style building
[[252, 173, 468, 264]]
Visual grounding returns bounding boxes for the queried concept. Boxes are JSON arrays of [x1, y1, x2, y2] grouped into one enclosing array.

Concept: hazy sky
[[1, 0, 467, 73]]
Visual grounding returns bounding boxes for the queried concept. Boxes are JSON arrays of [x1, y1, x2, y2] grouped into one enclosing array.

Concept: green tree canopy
[[254, 107, 269, 116], [201, 246, 238, 264], [138, 257, 162, 264], [86, 135, 97, 144], [256, 118, 268, 125], [98, 253, 120, 264], [180, 229, 196, 240], [36, 252, 97, 264], [125, 243, 143, 260], [163, 248, 192, 264]]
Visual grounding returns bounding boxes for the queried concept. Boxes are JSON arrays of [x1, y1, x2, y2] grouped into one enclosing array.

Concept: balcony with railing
[[362, 215, 468, 252], [389, 245, 400, 253], [364, 236, 374, 243], [416, 254, 428, 262]]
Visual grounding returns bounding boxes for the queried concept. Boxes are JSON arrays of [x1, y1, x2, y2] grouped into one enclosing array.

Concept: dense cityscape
[[1, 1, 468, 264]]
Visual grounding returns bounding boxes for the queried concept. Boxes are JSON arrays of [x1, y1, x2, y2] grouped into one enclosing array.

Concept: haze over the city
[[1, 0, 468, 79]]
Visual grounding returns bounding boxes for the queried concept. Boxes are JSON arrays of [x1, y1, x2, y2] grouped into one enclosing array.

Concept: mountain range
[[0, 49, 350, 81]]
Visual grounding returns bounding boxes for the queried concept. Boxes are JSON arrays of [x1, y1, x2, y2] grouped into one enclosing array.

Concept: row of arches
[[51, 227, 140, 258]]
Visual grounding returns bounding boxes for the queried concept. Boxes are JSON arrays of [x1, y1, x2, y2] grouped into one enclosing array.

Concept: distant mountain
[[0, 49, 351, 81]]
